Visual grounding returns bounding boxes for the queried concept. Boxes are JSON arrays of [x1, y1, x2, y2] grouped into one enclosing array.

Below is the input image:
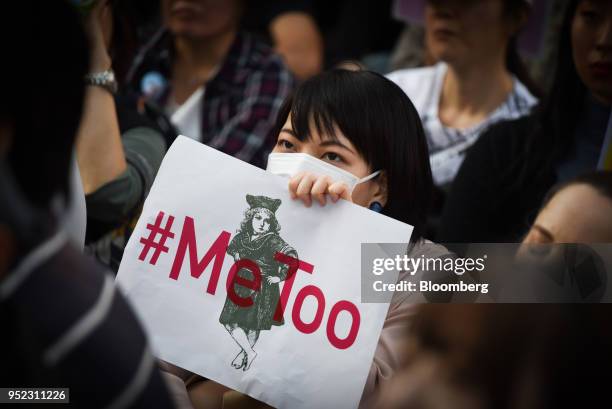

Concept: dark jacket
[[438, 115, 556, 243]]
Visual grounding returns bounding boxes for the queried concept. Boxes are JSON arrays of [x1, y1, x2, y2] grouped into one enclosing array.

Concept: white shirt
[[387, 62, 538, 185], [166, 87, 205, 142]]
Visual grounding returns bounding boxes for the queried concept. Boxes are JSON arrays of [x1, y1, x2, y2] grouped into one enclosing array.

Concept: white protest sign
[[116, 136, 413, 409]]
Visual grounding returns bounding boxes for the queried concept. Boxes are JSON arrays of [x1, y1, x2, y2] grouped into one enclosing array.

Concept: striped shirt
[[387, 62, 538, 186], [0, 228, 177, 409]]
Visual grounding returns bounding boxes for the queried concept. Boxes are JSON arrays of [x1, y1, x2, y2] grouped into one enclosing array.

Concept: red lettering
[[169, 216, 231, 295], [326, 301, 360, 350], [291, 285, 325, 334], [273, 252, 314, 322], [226, 259, 262, 307]]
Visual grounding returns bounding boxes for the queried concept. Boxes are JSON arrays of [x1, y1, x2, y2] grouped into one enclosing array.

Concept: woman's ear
[[371, 171, 388, 208]]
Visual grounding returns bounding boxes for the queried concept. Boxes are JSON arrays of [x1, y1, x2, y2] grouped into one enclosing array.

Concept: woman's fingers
[[328, 182, 351, 202], [288, 172, 349, 207], [288, 171, 306, 200], [295, 173, 317, 207], [311, 175, 332, 206]]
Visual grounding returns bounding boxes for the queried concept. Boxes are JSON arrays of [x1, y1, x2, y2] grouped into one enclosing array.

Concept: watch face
[[86, 70, 118, 94], [105, 71, 116, 82]]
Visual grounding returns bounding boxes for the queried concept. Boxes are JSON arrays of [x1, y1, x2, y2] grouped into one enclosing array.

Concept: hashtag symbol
[[138, 211, 175, 265]]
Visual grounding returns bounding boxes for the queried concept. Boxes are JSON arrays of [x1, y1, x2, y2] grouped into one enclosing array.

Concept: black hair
[[273, 69, 433, 242], [503, 0, 543, 99], [0, 1, 89, 208], [514, 0, 583, 186], [542, 171, 612, 208]]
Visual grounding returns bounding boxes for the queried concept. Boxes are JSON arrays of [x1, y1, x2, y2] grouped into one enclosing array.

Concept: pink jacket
[[360, 240, 452, 408]]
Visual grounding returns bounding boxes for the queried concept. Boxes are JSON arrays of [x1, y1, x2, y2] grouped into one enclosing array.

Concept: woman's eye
[[277, 139, 295, 150], [323, 152, 342, 162]]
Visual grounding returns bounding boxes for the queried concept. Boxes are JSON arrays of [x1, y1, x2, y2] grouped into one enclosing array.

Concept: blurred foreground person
[[0, 2, 186, 407], [440, 0, 612, 243], [377, 304, 612, 409]]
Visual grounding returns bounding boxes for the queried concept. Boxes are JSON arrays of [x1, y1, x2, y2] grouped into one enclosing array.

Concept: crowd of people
[[1, 0, 611, 408]]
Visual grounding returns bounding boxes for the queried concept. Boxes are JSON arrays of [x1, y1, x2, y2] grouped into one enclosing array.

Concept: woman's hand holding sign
[[288, 172, 351, 207]]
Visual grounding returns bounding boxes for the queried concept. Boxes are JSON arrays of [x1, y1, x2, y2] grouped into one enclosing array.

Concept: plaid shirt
[[133, 31, 295, 169]]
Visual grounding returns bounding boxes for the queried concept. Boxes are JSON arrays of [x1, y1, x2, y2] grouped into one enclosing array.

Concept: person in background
[[439, 0, 612, 243], [387, 0, 539, 190], [76, 0, 169, 272], [376, 304, 612, 409], [130, 0, 295, 169], [522, 171, 612, 244], [388, 0, 555, 89], [0, 2, 188, 407], [241, 0, 323, 81], [312, 0, 404, 70]]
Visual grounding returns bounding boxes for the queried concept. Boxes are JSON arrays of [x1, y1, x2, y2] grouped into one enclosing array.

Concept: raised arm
[[75, 2, 126, 194]]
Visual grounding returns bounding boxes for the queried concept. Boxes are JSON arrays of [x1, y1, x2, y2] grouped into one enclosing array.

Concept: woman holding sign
[[178, 69, 449, 408], [267, 68, 451, 406]]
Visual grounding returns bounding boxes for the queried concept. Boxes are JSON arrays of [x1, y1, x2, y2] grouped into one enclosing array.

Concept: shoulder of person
[[477, 113, 539, 154], [127, 30, 173, 93], [459, 113, 541, 184], [385, 64, 439, 87], [512, 77, 540, 110], [388, 240, 455, 308], [408, 239, 454, 261], [386, 63, 443, 108], [231, 32, 295, 96]]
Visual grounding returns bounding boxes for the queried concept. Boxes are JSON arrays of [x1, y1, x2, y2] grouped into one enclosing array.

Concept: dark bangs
[[274, 70, 383, 167], [273, 69, 433, 241]]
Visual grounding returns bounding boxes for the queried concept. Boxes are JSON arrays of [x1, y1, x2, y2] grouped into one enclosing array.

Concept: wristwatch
[[84, 69, 118, 94]]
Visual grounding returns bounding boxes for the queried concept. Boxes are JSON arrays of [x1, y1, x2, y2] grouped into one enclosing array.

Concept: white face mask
[[266, 152, 381, 192]]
